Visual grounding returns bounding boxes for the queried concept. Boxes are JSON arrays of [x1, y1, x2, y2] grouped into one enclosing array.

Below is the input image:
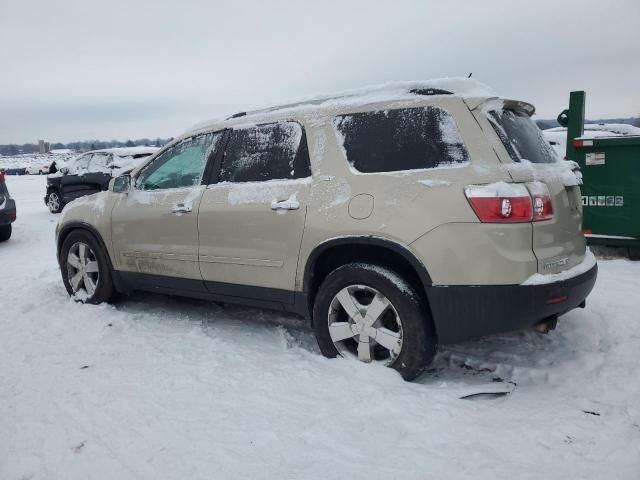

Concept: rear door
[[475, 103, 586, 274], [111, 132, 223, 283], [198, 121, 312, 303]]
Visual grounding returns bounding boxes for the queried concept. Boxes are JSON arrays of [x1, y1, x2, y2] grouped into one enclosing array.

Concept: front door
[[81, 153, 113, 194], [198, 122, 312, 303], [111, 132, 223, 285]]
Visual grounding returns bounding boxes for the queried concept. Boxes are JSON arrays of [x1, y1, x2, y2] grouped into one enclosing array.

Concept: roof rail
[[409, 88, 453, 96], [227, 111, 247, 119]]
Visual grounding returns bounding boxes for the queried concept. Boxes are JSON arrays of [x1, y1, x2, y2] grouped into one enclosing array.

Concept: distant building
[[38, 140, 50, 154]]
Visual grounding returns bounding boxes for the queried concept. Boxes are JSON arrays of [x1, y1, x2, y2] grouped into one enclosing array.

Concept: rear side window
[[487, 109, 557, 164], [218, 122, 311, 183], [334, 107, 469, 173]]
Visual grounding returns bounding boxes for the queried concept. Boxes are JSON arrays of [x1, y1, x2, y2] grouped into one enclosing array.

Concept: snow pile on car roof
[[191, 77, 496, 131]]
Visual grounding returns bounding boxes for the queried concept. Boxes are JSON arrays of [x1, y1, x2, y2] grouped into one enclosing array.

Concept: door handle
[[270, 196, 300, 211], [172, 203, 193, 214]]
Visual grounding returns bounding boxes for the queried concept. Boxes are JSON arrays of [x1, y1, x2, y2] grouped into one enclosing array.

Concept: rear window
[[333, 106, 469, 173], [218, 122, 311, 183], [487, 109, 557, 164]]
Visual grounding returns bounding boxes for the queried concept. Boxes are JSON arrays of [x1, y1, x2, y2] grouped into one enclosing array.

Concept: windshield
[[487, 109, 558, 163]]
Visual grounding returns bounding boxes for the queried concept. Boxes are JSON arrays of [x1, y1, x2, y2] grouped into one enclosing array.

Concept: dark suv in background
[[45, 147, 157, 213], [0, 171, 17, 241]]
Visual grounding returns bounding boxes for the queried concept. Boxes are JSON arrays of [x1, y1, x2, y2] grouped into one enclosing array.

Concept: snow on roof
[[190, 77, 497, 132], [90, 146, 159, 157]]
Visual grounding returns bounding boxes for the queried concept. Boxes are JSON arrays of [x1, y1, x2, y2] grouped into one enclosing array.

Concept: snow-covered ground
[[0, 153, 75, 171], [1, 175, 639, 480]]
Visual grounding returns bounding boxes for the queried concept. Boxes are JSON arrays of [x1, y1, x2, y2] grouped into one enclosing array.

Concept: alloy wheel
[[328, 284, 403, 364], [47, 192, 60, 212], [66, 242, 100, 298]]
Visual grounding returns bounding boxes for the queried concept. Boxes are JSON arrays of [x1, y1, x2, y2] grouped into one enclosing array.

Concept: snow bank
[[3, 176, 639, 480]]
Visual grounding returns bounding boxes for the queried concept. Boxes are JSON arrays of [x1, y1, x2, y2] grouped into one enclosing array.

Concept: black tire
[[0, 224, 11, 242], [313, 263, 437, 381], [59, 230, 114, 304], [46, 189, 64, 213]]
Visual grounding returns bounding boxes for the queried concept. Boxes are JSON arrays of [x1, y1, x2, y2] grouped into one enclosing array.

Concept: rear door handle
[[172, 203, 192, 215], [270, 196, 300, 211]]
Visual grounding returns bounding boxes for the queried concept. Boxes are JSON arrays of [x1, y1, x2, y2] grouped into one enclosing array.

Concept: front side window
[[136, 133, 221, 190], [71, 154, 91, 173], [486, 109, 557, 164], [218, 122, 311, 183], [334, 106, 469, 173]]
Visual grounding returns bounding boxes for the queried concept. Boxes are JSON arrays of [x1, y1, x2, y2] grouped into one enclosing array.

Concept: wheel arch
[[56, 222, 122, 290], [302, 236, 434, 322]]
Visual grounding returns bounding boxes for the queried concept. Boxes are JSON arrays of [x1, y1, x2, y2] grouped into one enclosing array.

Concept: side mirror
[[110, 174, 131, 193]]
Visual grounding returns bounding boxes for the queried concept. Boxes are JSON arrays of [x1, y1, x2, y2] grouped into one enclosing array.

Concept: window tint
[[486, 109, 557, 164], [218, 122, 311, 183], [137, 133, 221, 190], [334, 107, 469, 173]]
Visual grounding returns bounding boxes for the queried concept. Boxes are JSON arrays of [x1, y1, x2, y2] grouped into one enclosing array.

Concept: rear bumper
[[425, 264, 598, 344]]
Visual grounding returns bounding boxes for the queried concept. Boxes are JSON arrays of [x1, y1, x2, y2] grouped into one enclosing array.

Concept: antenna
[[467, 72, 473, 78]]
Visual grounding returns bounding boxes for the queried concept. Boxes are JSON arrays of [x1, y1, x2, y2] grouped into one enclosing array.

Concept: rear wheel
[[0, 224, 11, 242], [313, 263, 437, 381], [46, 190, 63, 213], [60, 230, 114, 304]]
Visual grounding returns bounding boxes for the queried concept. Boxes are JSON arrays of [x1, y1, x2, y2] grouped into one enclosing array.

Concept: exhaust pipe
[[534, 315, 558, 334]]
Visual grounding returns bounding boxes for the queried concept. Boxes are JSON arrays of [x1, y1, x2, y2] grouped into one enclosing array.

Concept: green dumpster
[[559, 91, 640, 251]]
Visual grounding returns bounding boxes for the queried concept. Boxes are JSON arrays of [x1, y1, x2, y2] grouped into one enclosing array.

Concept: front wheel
[[0, 224, 11, 242], [60, 230, 114, 304], [46, 190, 64, 213], [313, 263, 437, 381]]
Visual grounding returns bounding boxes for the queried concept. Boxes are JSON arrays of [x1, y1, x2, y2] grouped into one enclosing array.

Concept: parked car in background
[[2, 167, 27, 176], [45, 147, 158, 213], [27, 163, 50, 175], [0, 171, 17, 241], [55, 80, 597, 380]]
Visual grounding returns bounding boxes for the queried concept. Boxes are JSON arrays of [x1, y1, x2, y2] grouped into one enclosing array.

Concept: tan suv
[[55, 80, 597, 380]]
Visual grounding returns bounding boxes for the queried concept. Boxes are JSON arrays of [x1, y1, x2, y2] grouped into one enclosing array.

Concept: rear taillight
[[465, 183, 532, 223], [465, 182, 554, 223], [527, 181, 554, 221]]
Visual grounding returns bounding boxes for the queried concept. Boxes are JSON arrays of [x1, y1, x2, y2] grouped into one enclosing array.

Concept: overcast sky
[[1, 0, 639, 144]]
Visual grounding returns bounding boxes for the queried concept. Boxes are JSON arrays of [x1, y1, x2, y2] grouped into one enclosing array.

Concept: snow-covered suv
[[45, 147, 158, 213], [55, 79, 597, 380]]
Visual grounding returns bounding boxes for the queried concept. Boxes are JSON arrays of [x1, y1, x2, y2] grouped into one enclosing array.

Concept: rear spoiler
[[464, 97, 536, 116]]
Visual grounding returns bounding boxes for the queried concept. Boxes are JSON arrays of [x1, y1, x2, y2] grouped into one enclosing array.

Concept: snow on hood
[[190, 77, 497, 132]]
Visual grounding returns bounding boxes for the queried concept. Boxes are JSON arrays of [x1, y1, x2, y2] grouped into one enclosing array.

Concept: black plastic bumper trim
[[425, 264, 598, 344]]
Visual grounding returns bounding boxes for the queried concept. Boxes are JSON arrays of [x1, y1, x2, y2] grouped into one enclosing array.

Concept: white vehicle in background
[[27, 164, 50, 175], [543, 123, 640, 159]]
